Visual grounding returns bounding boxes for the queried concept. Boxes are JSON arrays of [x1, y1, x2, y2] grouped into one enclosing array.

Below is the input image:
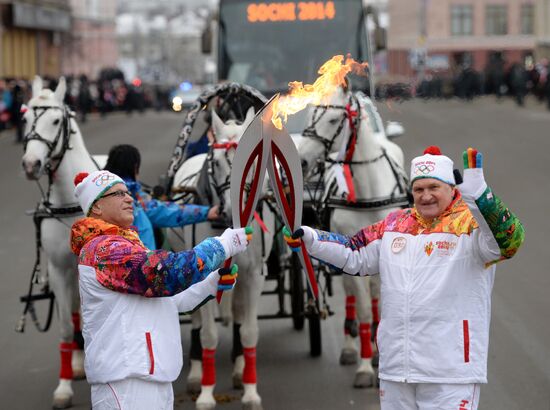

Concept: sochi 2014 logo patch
[[435, 240, 457, 256], [425, 240, 457, 257]]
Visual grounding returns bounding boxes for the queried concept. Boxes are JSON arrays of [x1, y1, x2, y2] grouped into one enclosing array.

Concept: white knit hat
[[74, 170, 125, 215], [410, 146, 454, 185]]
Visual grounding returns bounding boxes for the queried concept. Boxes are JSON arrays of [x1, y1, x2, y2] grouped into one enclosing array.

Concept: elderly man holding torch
[[284, 146, 524, 409], [70, 170, 252, 409]]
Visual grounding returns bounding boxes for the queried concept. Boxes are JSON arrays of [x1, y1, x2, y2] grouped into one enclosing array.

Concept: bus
[[201, 0, 386, 97]]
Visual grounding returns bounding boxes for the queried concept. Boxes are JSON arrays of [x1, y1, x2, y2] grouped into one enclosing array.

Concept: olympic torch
[[216, 95, 275, 303], [265, 98, 319, 300]]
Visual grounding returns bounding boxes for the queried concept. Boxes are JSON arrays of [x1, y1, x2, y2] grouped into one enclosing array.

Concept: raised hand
[[458, 147, 487, 199], [217, 264, 238, 292]]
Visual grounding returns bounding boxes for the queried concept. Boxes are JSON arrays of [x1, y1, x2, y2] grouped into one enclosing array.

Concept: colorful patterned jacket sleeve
[[464, 186, 525, 265], [307, 221, 385, 276], [138, 188, 209, 228], [80, 236, 226, 297]]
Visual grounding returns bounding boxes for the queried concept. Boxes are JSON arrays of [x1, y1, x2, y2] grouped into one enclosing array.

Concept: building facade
[[0, 0, 71, 79], [535, 0, 550, 59], [387, 0, 536, 77], [61, 0, 118, 78]]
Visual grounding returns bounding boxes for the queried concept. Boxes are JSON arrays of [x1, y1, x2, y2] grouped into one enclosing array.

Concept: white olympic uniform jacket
[[304, 189, 524, 384], [70, 217, 227, 385], [79, 265, 218, 384]]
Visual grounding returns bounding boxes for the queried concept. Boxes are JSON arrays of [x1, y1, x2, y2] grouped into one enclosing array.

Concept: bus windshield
[[218, 0, 371, 96]]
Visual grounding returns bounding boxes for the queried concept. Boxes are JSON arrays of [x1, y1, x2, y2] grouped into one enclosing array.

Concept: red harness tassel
[[253, 211, 269, 233], [242, 347, 257, 384], [344, 104, 358, 203], [359, 323, 373, 359], [59, 342, 73, 380]]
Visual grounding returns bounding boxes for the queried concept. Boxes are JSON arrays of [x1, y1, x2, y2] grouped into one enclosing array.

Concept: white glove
[[457, 148, 487, 200], [216, 227, 253, 258]]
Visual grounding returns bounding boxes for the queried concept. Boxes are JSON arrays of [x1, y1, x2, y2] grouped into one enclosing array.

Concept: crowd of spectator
[[3, 59, 550, 143], [377, 58, 550, 109], [0, 70, 174, 143]]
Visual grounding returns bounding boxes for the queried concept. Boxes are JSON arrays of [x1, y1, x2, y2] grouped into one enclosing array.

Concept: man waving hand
[[285, 146, 524, 410]]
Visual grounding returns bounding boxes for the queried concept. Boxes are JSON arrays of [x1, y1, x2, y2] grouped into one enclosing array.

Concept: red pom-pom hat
[[423, 146, 442, 155], [410, 146, 454, 185], [73, 170, 125, 215], [74, 172, 89, 187]]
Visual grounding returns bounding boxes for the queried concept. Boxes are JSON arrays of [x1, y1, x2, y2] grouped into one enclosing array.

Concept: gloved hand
[[457, 147, 487, 199], [216, 226, 253, 258], [282, 226, 316, 252], [217, 264, 238, 291]]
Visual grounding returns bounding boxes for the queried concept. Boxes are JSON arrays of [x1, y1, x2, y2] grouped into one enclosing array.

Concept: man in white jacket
[[285, 146, 524, 410], [70, 170, 252, 409]]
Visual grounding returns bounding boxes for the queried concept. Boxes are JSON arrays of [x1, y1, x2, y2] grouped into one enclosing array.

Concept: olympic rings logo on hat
[[94, 173, 115, 186], [414, 164, 435, 175]]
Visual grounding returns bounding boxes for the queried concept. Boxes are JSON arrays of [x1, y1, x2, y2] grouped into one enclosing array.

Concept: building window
[[485, 5, 508, 35], [520, 4, 534, 35], [451, 5, 473, 36]]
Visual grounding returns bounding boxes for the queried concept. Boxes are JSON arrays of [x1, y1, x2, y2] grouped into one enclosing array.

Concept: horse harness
[[302, 94, 410, 212], [17, 104, 90, 333]]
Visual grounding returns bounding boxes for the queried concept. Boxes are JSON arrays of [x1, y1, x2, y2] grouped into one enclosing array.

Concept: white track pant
[[91, 378, 173, 410], [379, 379, 480, 410]]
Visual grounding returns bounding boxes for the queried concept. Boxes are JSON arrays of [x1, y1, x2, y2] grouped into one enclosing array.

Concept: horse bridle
[[302, 94, 410, 211], [302, 94, 360, 157], [23, 105, 73, 176]]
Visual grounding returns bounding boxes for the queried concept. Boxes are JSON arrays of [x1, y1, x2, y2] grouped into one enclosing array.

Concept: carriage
[[162, 82, 332, 360]]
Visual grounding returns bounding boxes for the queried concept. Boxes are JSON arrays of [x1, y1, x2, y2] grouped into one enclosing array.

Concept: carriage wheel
[[308, 303, 322, 357], [290, 253, 305, 330]]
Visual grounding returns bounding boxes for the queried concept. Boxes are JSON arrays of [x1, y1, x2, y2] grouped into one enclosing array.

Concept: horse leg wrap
[[59, 342, 74, 380], [190, 327, 202, 361], [344, 296, 358, 337], [71, 312, 84, 350], [242, 347, 257, 384], [201, 348, 216, 386], [359, 323, 373, 359], [231, 323, 243, 363]]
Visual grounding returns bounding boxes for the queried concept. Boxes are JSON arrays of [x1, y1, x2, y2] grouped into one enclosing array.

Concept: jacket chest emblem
[[391, 237, 407, 253], [424, 241, 434, 256], [424, 240, 457, 257]]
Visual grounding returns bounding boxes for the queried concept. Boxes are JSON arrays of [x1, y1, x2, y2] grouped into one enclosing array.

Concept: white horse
[[21, 76, 99, 408], [298, 86, 408, 388], [168, 107, 275, 410]]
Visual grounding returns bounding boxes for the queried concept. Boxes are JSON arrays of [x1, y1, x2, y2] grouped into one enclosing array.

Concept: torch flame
[[271, 54, 368, 129]]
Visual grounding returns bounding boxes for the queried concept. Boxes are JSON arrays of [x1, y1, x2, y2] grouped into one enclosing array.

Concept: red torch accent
[[270, 142, 318, 298], [217, 141, 264, 303]]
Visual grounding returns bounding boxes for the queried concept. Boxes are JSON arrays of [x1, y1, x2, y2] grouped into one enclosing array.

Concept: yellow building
[[0, 0, 70, 79]]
